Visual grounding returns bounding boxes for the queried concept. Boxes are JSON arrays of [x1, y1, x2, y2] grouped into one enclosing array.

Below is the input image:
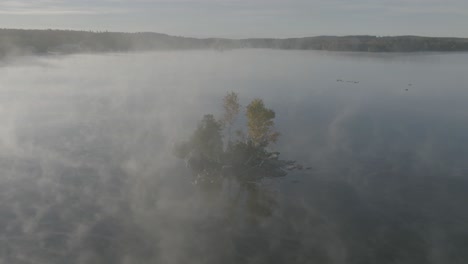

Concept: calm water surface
[[1, 50, 467, 263]]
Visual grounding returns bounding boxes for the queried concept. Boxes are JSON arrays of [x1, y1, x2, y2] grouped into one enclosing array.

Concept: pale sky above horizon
[[0, 0, 467, 38]]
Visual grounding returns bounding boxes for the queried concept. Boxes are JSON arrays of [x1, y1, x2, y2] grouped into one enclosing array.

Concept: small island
[[174, 92, 299, 186]]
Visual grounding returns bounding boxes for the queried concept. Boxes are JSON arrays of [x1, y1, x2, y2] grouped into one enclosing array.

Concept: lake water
[[1, 50, 468, 263]]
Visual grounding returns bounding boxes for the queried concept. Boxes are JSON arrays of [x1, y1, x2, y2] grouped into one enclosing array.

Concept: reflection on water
[[0, 50, 468, 263]]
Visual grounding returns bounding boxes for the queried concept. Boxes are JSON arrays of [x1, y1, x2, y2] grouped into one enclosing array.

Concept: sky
[[0, 0, 467, 38]]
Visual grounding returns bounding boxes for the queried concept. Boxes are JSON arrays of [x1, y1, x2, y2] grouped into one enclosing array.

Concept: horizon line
[[1, 28, 467, 40]]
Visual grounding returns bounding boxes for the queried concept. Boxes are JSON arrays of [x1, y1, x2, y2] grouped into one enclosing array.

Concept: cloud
[[1, 0, 467, 16], [331, 0, 468, 15], [0, 0, 128, 15]]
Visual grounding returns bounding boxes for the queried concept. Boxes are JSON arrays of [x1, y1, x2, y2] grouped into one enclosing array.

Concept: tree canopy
[[174, 92, 299, 185], [246, 98, 280, 147], [222, 91, 241, 143]]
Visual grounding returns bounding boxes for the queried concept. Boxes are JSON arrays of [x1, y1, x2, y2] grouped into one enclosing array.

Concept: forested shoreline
[[1, 28, 468, 57]]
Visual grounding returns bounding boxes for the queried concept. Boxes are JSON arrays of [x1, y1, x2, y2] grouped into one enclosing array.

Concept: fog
[[1, 50, 468, 263]]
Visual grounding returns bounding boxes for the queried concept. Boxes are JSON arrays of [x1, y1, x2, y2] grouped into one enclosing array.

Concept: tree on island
[[246, 98, 280, 147], [222, 91, 241, 144], [174, 92, 300, 219], [174, 92, 301, 187]]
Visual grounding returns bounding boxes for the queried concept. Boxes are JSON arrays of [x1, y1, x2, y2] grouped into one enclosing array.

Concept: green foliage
[[246, 98, 279, 147], [190, 114, 224, 162], [225, 140, 290, 180], [222, 91, 241, 143], [173, 114, 223, 164], [175, 93, 293, 184], [173, 93, 303, 222]]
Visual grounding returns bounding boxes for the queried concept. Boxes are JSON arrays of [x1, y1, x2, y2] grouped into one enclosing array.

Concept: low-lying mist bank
[[2, 28, 468, 59], [0, 51, 467, 263]]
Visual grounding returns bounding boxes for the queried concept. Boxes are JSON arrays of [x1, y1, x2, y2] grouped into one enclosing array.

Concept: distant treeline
[[1, 28, 468, 57]]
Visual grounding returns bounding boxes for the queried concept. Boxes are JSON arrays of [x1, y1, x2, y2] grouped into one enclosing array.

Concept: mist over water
[[1, 50, 468, 263]]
